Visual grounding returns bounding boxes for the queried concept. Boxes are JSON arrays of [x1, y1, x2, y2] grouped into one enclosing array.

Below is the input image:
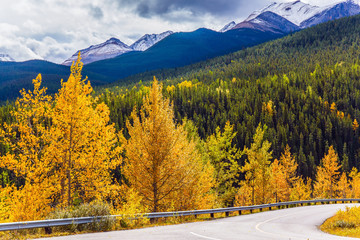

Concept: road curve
[[36, 204, 359, 240]]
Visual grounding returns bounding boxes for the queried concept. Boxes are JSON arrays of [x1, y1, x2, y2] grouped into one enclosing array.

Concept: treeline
[[98, 14, 360, 179]]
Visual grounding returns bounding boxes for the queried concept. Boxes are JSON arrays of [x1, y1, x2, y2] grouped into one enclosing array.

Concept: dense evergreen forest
[[2, 14, 360, 186], [98, 15, 360, 179]]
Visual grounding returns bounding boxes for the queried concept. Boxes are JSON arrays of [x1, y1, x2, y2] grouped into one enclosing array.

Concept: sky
[[0, 0, 350, 63]]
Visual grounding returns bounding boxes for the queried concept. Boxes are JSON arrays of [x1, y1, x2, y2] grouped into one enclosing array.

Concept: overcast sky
[[0, 0, 349, 63]]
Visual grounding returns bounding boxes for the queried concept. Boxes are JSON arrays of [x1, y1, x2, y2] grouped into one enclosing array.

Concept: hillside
[[99, 14, 360, 178], [83, 28, 282, 82]]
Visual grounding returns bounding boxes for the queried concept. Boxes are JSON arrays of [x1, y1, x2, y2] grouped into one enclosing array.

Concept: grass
[[0, 203, 317, 239], [321, 206, 360, 237]]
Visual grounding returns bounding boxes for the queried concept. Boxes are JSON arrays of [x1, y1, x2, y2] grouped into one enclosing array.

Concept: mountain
[[226, 0, 360, 33], [219, 21, 236, 32], [0, 60, 71, 101], [301, 0, 360, 28], [101, 14, 360, 178], [245, 1, 323, 26], [131, 31, 173, 51], [232, 11, 300, 34], [63, 31, 174, 66], [0, 54, 15, 62], [82, 28, 282, 82], [62, 38, 132, 66]]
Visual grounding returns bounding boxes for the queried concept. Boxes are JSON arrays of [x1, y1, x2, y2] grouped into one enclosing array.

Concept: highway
[[36, 204, 359, 240]]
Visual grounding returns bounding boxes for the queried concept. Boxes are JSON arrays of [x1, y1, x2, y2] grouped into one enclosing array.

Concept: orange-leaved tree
[[0, 74, 53, 221], [314, 146, 341, 198], [122, 77, 214, 212], [0, 54, 121, 222], [47, 54, 121, 206]]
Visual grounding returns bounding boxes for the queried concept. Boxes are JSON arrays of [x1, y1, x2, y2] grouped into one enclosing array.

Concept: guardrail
[[1, 198, 359, 233]]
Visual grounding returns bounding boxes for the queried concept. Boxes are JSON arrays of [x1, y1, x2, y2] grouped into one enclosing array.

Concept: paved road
[[36, 204, 359, 240]]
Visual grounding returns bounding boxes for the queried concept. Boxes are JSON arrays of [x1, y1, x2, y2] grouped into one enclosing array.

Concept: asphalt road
[[36, 204, 359, 240]]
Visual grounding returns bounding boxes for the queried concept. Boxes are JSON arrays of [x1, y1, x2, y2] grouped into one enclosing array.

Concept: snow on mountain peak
[[219, 21, 236, 32], [131, 31, 173, 51], [245, 1, 323, 26], [0, 54, 15, 62], [62, 31, 174, 66], [62, 37, 132, 66]]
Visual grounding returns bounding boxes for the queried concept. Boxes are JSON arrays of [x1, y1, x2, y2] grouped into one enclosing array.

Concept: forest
[[1, 13, 360, 224]]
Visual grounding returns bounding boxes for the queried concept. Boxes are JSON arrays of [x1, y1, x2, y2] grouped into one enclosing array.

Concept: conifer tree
[[314, 146, 341, 198], [202, 121, 241, 206], [122, 77, 214, 212], [239, 124, 272, 205], [48, 54, 121, 206]]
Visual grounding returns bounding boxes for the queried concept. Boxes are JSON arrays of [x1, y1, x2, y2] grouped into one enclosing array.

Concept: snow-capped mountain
[[224, 0, 360, 33], [131, 31, 173, 51], [245, 1, 323, 26], [62, 38, 132, 66], [63, 31, 174, 65], [219, 21, 236, 32], [301, 0, 360, 28], [232, 11, 300, 34], [0, 54, 15, 62]]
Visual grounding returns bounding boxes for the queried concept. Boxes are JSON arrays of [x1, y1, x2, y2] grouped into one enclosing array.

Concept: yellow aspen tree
[[240, 124, 272, 205], [122, 77, 214, 212], [278, 145, 299, 200], [290, 177, 312, 201], [336, 172, 350, 198], [349, 168, 360, 198], [48, 54, 121, 206], [0, 74, 53, 220], [269, 159, 287, 202], [203, 121, 241, 207], [314, 146, 341, 198], [353, 119, 359, 131]]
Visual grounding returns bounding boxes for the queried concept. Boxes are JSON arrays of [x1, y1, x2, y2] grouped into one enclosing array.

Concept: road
[[36, 204, 359, 240]]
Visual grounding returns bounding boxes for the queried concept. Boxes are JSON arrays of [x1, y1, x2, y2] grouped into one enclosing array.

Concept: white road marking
[[190, 231, 223, 240], [255, 212, 305, 240]]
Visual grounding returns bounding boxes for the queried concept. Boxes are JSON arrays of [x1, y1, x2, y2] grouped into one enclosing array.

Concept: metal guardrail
[[1, 198, 359, 232]]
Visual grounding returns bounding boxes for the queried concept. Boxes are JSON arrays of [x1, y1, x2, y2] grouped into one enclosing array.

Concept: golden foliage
[[122, 77, 214, 212], [314, 146, 341, 198], [48, 55, 121, 206], [353, 119, 359, 131], [321, 206, 360, 238], [330, 102, 337, 112], [0, 54, 121, 221], [237, 124, 272, 205]]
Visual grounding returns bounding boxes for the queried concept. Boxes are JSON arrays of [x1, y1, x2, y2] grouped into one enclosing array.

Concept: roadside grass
[[0, 202, 325, 239], [0, 208, 265, 239], [321, 206, 360, 237]]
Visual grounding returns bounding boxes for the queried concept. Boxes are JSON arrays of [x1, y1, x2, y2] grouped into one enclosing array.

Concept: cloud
[[89, 5, 104, 20], [0, 0, 281, 63], [116, 0, 266, 18]]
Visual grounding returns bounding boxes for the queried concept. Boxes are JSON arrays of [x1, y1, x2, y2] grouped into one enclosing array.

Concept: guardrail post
[[238, 210, 242, 215], [210, 213, 214, 218], [44, 226, 52, 234], [225, 212, 230, 217], [250, 209, 253, 213], [260, 208, 263, 212]]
